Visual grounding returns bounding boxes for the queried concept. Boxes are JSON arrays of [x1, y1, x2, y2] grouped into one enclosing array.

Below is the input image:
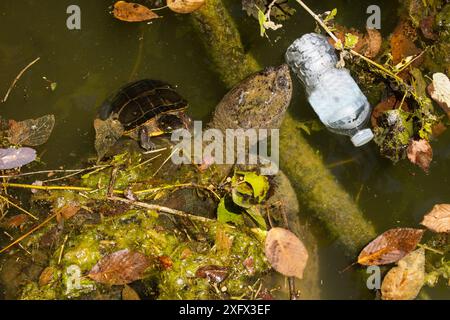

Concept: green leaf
[[246, 206, 267, 230], [243, 172, 269, 202], [257, 6, 267, 37], [217, 197, 244, 225], [344, 33, 359, 49], [323, 8, 337, 23]]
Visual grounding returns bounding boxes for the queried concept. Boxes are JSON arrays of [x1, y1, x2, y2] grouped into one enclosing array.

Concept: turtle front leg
[[139, 127, 156, 151]]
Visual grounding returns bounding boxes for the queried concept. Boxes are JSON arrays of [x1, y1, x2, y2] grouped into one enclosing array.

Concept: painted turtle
[[94, 79, 190, 158]]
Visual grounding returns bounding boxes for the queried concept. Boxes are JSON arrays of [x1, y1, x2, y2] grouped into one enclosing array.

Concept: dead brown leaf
[[407, 139, 433, 173], [122, 284, 141, 300], [363, 28, 382, 58], [39, 266, 56, 287], [264, 227, 308, 279], [195, 265, 229, 283], [158, 255, 173, 270], [381, 248, 425, 300], [113, 1, 159, 22], [1, 214, 28, 229], [358, 228, 425, 266], [167, 0, 205, 14], [421, 204, 450, 233], [88, 249, 151, 285], [55, 204, 81, 223], [390, 20, 422, 66], [8, 115, 55, 146]]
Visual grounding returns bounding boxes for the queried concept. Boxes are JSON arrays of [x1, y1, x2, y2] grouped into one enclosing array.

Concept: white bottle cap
[[351, 129, 374, 147]]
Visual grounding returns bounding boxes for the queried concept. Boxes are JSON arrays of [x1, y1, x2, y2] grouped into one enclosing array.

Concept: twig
[[0, 165, 110, 180], [107, 166, 119, 197], [58, 235, 69, 264], [0, 194, 38, 220], [152, 146, 179, 177], [3, 231, 31, 255], [109, 196, 215, 223], [0, 211, 58, 254], [2, 57, 40, 103], [134, 182, 221, 200], [326, 158, 357, 169], [42, 165, 111, 183], [418, 244, 444, 255]]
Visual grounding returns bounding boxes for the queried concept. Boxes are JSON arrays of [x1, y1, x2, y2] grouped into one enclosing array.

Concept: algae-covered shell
[[0, 147, 36, 170]]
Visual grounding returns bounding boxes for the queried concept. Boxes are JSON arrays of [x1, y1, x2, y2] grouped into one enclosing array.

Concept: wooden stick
[[2, 57, 41, 103]]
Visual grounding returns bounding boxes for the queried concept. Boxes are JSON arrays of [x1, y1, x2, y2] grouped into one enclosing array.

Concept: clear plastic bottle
[[285, 33, 374, 147]]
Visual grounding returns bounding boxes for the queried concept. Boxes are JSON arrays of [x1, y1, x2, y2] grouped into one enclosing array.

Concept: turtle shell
[[99, 79, 187, 132]]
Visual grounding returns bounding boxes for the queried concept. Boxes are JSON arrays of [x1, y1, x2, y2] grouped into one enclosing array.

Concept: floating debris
[[0, 147, 36, 170]]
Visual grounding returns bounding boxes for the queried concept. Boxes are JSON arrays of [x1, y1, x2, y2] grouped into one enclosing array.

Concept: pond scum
[[0, 0, 449, 300]]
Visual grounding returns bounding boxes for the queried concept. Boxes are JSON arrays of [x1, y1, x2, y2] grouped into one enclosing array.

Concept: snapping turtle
[[94, 79, 190, 159]]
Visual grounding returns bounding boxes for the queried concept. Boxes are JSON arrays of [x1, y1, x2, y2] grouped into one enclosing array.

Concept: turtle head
[[157, 113, 191, 133]]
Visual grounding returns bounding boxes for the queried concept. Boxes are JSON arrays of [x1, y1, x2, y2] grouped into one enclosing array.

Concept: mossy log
[[190, 0, 377, 256], [190, 0, 260, 88]]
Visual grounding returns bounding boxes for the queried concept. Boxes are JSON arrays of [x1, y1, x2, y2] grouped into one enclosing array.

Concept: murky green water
[[0, 0, 448, 299]]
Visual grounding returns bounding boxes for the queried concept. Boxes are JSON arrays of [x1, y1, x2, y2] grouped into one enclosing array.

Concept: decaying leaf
[[55, 204, 81, 223], [427, 73, 450, 117], [390, 20, 422, 66], [1, 214, 28, 229], [407, 139, 433, 173], [421, 204, 450, 233], [195, 265, 229, 283], [88, 249, 151, 285], [358, 228, 425, 266], [364, 28, 383, 58], [381, 248, 425, 300], [113, 1, 159, 22], [0, 147, 36, 170], [8, 115, 55, 146], [122, 284, 140, 300], [157, 255, 173, 270], [167, 0, 205, 14], [39, 266, 56, 287], [94, 118, 124, 159], [264, 227, 308, 279]]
